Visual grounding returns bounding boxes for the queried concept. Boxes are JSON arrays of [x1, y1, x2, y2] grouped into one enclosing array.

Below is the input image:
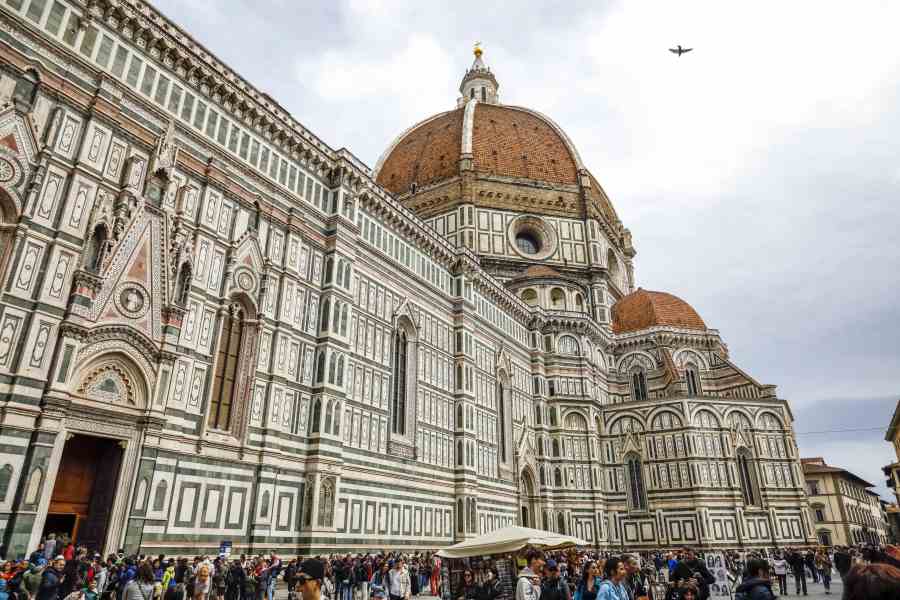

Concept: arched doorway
[[519, 469, 537, 528], [34, 347, 152, 555]]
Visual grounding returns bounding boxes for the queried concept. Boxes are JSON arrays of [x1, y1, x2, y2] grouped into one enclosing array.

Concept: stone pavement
[[775, 574, 843, 599], [273, 581, 841, 599]]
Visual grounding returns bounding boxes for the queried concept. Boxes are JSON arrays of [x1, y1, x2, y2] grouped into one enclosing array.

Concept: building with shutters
[[0, 0, 813, 557], [802, 457, 889, 546]]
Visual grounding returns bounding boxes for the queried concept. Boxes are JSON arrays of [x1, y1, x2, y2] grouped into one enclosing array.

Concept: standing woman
[[814, 547, 832, 594], [595, 559, 627, 600], [192, 566, 212, 600], [124, 564, 159, 600], [573, 562, 600, 600]]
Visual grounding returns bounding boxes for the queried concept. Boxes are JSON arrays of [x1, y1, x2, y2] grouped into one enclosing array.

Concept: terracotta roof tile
[[376, 103, 580, 197], [523, 265, 562, 278], [376, 109, 463, 195], [611, 288, 707, 334], [471, 104, 578, 185]]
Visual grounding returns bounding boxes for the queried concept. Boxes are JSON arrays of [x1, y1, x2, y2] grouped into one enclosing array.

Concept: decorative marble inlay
[[0, 158, 14, 183], [115, 283, 150, 318]]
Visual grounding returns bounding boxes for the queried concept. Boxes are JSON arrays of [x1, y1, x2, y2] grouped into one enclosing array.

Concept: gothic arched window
[[737, 448, 759, 506], [209, 303, 246, 431], [497, 380, 507, 462], [320, 299, 331, 332], [632, 370, 648, 401], [86, 224, 109, 272], [336, 355, 345, 387], [685, 365, 701, 396], [625, 452, 647, 511], [554, 468, 563, 487], [310, 398, 321, 433], [392, 329, 408, 435], [339, 304, 349, 336]]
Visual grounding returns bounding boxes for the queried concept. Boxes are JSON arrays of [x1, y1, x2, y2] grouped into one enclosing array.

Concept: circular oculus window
[[507, 215, 558, 261]]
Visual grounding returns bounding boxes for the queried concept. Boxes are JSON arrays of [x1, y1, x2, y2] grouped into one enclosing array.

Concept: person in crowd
[[386, 560, 409, 600], [833, 546, 852, 580], [37, 557, 64, 600], [457, 570, 478, 600], [814, 547, 833, 595], [596, 558, 628, 600], [476, 568, 501, 600], [786, 548, 807, 596], [573, 561, 600, 600], [770, 553, 787, 596], [803, 549, 817, 584], [370, 561, 390, 600], [516, 551, 544, 600], [23, 560, 44, 600], [430, 556, 441, 597], [841, 562, 900, 600], [623, 554, 650, 600], [283, 560, 297, 600], [670, 548, 714, 600], [42, 538, 55, 564], [732, 558, 774, 600], [296, 560, 324, 600], [539, 560, 570, 600], [124, 563, 158, 600], [83, 578, 100, 600], [265, 555, 280, 600], [193, 564, 212, 600]]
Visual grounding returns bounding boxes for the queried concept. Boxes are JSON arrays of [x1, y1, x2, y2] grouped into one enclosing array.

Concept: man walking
[[515, 551, 544, 600], [787, 549, 807, 596]]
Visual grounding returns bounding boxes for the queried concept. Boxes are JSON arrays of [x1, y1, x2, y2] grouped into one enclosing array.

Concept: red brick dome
[[611, 289, 707, 334], [375, 103, 580, 196]]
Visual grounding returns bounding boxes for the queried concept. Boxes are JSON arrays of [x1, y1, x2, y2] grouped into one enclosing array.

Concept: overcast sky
[[153, 0, 900, 497]]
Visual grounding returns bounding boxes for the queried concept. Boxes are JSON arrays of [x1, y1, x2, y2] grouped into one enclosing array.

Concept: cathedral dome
[[372, 45, 624, 229], [611, 289, 707, 334], [375, 102, 581, 195]]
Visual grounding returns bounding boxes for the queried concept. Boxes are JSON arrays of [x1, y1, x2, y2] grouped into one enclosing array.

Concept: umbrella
[[436, 526, 588, 558]]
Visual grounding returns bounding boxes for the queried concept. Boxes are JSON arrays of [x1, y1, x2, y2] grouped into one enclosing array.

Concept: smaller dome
[[611, 289, 707, 334], [522, 265, 562, 278]]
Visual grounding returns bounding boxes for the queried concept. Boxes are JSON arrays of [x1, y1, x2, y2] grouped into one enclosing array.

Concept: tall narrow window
[[497, 381, 507, 462], [392, 330, 408, 434], [685, 367, 701, 396], [737, 449, 758, 505], [209, 303, 245, 431], [625, 452, 647, 511], [632, 371, 648, 401], [85, 224, 109, 272]]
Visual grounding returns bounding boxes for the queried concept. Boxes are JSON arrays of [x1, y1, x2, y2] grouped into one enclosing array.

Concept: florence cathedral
[[0, 0, 814, 557]]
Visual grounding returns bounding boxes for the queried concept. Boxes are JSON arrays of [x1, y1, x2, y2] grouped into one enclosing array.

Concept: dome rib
[[611, 289, 707, 334], [376, 101, 583, 195]]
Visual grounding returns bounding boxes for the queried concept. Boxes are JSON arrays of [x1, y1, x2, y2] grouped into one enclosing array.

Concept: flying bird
[[669, 45, 693, 56]]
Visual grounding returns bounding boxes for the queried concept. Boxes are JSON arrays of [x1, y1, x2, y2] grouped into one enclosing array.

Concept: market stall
[[437, 526, 588, 600]]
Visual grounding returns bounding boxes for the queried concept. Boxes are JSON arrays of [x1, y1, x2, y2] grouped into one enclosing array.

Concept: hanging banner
[[704, 553, 733, 598]]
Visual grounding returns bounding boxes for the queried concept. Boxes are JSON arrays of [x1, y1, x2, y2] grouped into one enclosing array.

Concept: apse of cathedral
[[0, 2, 813, 556]]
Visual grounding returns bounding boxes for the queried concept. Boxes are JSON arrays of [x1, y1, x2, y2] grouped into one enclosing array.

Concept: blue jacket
[[37, 567, 63, 600], [595, 580, 627, 600]]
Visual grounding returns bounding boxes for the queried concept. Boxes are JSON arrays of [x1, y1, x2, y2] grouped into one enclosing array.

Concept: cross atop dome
[[457, 43, 500, 107]]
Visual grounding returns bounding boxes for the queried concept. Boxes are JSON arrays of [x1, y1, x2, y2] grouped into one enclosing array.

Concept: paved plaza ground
[[272, 576, 843, 600]]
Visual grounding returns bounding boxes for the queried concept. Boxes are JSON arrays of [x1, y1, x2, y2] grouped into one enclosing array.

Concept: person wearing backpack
[[732, 559, 775, 600], [539, 561, 570, 600]]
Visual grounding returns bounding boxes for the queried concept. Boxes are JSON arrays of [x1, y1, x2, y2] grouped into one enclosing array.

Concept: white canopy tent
[[436, 526, 588, 559]]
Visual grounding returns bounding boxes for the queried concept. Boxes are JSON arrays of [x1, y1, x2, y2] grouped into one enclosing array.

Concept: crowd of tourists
[[1, 535, 899, 600]]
